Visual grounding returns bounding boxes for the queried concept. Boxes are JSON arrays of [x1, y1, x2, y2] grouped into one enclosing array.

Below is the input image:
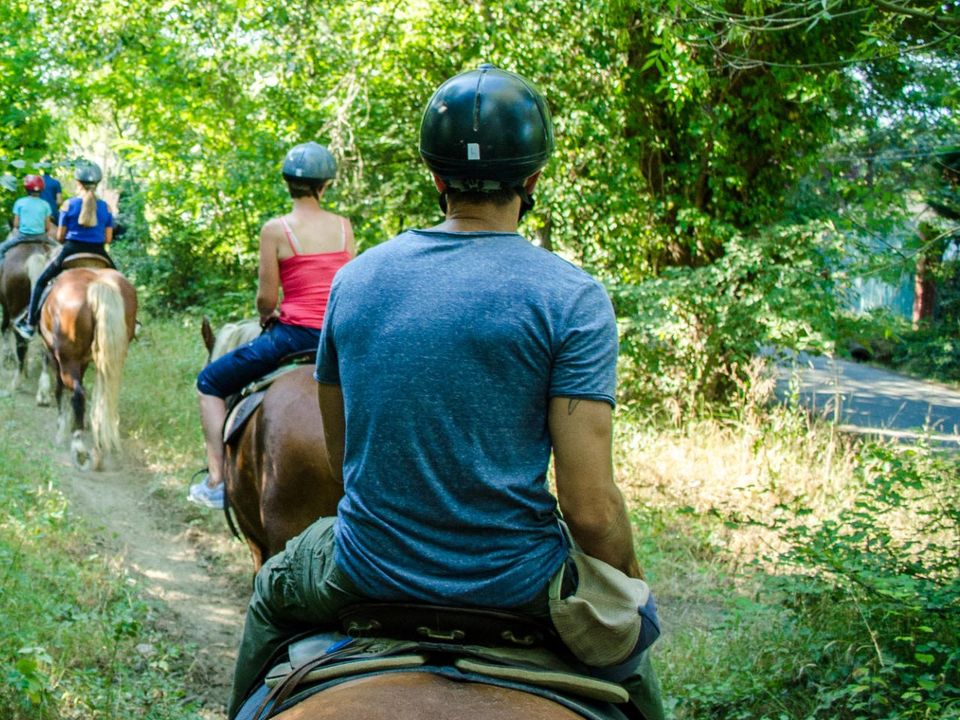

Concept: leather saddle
[[222, 350, 316, 445], [247, 603, 635, 720], [62, 252, 112, 270]]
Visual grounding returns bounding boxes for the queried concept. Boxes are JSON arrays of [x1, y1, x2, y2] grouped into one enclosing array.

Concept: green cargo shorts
[[228, 517, 368, 717]]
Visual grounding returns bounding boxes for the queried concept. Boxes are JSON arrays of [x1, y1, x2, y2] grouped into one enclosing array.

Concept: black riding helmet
[[75, 161, 103, 184], [419, 64, 554, 217], [282, 142, 337, 182]]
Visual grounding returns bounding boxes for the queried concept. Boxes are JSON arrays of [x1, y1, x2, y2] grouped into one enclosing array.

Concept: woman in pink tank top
[[189, 142, 355, 509]]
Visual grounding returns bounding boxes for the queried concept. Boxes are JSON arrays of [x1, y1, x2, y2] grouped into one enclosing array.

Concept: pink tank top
[[277, 216, 352, 329]]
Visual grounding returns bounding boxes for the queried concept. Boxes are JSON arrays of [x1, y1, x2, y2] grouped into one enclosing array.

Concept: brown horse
[[268, 673, 587, 719], [201, 318, 342, 571], [0, 241, 52, 392], [38, 264, 137, 470]]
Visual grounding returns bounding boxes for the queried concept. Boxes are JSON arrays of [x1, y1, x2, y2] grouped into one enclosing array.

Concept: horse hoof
[[71, 435, 94, 472]]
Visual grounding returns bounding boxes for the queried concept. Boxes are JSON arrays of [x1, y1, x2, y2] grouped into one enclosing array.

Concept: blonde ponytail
[[78, 183, 98, 227]]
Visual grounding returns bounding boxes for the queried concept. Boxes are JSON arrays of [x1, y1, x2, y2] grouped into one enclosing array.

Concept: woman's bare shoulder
[[260, 216, 286, 241]]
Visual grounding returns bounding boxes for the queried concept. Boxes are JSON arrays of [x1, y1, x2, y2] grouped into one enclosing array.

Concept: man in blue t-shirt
[[227, 67, 664, 720], [40, 171, 62, 224]]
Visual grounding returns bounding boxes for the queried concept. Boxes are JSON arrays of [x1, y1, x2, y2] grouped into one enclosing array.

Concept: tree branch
[[870, 0, 960, 27]]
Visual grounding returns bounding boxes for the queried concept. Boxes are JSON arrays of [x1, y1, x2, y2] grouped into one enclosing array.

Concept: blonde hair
[[78, 182, 98, 227]]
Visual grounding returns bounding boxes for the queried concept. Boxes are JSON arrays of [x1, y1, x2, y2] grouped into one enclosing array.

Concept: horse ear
[[201, 316, 215, 354]]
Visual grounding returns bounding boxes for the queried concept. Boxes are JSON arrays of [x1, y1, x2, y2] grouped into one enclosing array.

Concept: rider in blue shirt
[[12, 176, 53, 237], [227, 66, 664, 720], [40, 171, 63, 224], [15, 162, 115, 339], [0, 175, 55, 263]]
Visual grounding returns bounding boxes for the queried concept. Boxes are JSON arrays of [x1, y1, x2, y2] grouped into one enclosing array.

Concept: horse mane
[[210, 319, 261, 362]]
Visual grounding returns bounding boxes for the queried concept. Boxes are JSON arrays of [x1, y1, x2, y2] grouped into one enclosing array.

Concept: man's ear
[[433, 175, 449, 193], [523, 171, 542, 194]]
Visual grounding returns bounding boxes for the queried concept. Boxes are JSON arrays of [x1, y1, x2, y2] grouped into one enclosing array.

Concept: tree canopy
[[2, 0, 957, 403]]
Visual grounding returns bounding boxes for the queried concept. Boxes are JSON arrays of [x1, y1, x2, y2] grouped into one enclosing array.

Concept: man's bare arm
[[549, 397, 642, 578], [317, 382, 346, 485]]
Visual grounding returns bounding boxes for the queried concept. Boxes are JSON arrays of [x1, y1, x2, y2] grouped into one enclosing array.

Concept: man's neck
[[430, 198, 522, 234]]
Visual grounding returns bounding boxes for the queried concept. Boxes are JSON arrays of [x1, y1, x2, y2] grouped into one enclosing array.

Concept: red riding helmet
[[24, 175, 45, 192]]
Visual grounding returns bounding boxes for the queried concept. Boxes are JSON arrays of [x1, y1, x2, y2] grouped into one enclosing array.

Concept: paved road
[[772, 353, 960, 447]]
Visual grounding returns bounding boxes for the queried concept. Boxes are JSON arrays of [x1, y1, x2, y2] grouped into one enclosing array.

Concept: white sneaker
[[188, 477, 224, 509]]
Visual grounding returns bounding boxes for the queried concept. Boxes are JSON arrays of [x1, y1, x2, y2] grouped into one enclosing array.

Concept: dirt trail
[[1, 381, 247, 718]]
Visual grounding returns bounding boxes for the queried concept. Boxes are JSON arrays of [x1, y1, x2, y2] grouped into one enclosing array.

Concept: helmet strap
[[516, 185, 535, 221], [438, 192, 448, 216]]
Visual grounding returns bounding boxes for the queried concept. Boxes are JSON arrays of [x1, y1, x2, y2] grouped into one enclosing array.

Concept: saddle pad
[[454, 658, 628, 705], [223, 390, 266, 445], [241, 362, 304, 397], [264, 654, 429, 689]]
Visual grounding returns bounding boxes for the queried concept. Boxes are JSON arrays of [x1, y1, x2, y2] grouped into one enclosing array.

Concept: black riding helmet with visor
[[419, 64, 555, 219]]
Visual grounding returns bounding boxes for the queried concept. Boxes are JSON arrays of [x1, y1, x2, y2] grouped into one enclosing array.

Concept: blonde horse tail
[[25, 251, 46, 285], [87, 275, 130, 456]]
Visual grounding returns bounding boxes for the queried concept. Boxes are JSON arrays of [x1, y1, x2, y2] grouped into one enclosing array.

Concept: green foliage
[[763, 443, 960, 719], [0, 420, 204, 719], [615, 223, 842, 407]]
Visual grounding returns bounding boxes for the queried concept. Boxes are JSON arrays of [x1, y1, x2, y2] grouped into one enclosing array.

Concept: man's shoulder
[[336, 231, 412, 272]]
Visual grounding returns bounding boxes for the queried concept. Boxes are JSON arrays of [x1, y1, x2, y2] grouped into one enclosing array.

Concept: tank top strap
[[339, 216, 348, 251], [280, 217, 303, 255]]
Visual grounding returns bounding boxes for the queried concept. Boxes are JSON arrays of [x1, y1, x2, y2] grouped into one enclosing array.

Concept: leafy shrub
[[613, 223, 842, 411], [762, 442, 960, 719]]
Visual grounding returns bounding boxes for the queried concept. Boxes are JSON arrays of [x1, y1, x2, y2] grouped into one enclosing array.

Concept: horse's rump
[[39, 268, 137, 469], [0, 242, 51, 324], [267, 671, 594, 719], [225, 365, 342, 570]]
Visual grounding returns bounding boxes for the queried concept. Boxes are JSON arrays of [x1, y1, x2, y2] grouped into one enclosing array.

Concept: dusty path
[[1, 380, 247, 718]]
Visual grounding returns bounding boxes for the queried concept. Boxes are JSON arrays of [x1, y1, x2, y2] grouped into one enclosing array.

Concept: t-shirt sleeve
[[12, 198, 23, 216], [314, 277, 341, 385], [549, 280, 619, 407]]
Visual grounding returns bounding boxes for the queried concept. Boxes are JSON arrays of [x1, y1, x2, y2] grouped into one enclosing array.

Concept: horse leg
[[13, 333, 28, 390], [64, 366, 95, 471], [36, 349, 55, 407]]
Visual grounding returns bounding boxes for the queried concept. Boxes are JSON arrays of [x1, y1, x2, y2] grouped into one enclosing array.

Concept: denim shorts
[[196, 321, 322, 398]]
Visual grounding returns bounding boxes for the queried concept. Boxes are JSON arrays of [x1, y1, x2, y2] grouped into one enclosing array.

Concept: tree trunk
[[913, 255, 936, 328]]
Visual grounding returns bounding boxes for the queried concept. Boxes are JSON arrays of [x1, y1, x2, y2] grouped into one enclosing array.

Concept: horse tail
[[25, 251, 46, 284], [87, 275, 130, 455]]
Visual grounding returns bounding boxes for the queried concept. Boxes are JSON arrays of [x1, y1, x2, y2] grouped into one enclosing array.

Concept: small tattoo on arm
[[566, 399, 581, 415]]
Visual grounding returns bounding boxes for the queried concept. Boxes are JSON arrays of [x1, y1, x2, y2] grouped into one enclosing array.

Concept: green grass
[[0, 407, 204, 720]]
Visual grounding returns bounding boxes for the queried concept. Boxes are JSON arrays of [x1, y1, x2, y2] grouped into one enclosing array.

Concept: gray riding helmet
[[74, 161, 103, 184], [282, 142, 337, 181]]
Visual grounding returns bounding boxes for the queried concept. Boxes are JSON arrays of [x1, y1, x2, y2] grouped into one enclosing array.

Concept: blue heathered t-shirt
[[315, 229, 619, 608], [59, 197, 113, 244], [12, 196, 50, 235]]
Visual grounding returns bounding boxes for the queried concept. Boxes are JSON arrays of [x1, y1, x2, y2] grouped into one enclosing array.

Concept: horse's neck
[[211, 320, 261, 361]]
